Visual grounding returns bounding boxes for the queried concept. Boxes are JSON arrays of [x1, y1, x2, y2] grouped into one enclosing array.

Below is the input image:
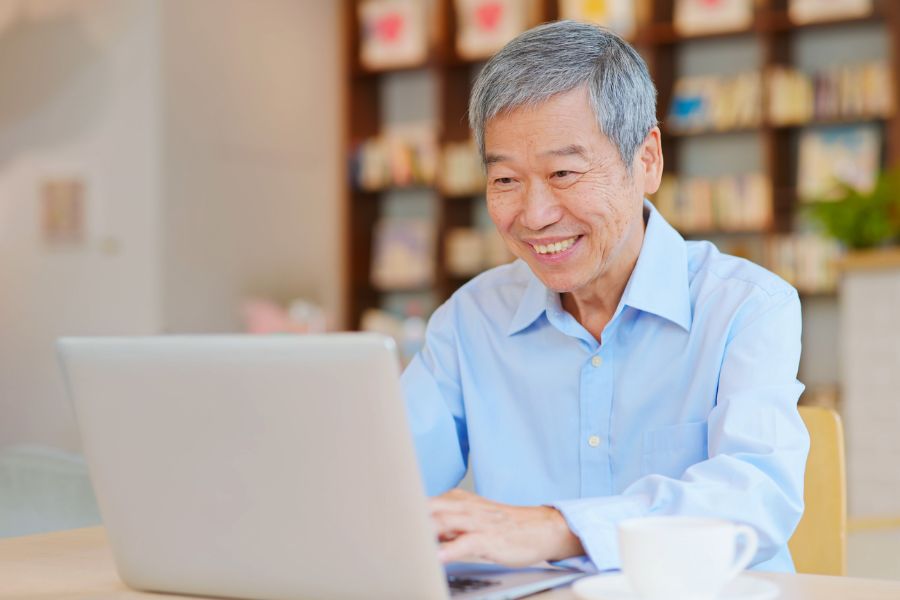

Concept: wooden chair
[[788, 406, 847, 575]]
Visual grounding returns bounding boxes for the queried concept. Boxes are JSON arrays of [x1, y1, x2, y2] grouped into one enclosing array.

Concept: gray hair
[[469, 20, 658, 168]]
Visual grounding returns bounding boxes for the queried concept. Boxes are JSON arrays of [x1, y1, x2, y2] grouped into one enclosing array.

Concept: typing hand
[[428, 488, 584, 567]]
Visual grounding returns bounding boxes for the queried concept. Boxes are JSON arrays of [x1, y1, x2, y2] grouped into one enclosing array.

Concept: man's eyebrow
[[484, 153, 510, 166], [542, 144, 591, 160]]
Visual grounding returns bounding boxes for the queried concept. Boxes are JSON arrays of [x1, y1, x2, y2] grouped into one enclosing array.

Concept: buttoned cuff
[[551, 494, 652, 572]]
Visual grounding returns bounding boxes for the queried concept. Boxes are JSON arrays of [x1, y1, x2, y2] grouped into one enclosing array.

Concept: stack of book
[[653, 173, 772, 233], [351, 124, 439, 191], [768, 62, 893, 126], [764, 233, 842, 294], [444, 226, 513, 277], [438, 140, 486, 196]]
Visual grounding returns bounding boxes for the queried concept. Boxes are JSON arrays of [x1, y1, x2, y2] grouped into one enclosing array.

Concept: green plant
[[806, 169, 900, 249]]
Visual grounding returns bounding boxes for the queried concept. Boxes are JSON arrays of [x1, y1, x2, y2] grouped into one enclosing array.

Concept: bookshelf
[[343, 0, 900, 330]]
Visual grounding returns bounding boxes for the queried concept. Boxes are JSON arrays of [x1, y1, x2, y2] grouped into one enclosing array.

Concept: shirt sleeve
[[553, 289, 809, 572], [401, 299, 469, 496]]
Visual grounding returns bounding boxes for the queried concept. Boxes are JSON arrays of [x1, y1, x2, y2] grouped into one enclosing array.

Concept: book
[[797, 125, 881, 201], [788, 0, 873, 25], [558, 0, 638, 39], [668, 72, 762, 133], [353, 123, 439, 191], [767, 62, 893, 126], [370, 218, 436, 290], [651, 173, 772, 233], [673, 0, 754, 36], [358, 0, 428, 71], [438, 140, 486, 196], [444, 227, 486, 276], [454, 0, 534, 60], [764, 234, 840, 294]]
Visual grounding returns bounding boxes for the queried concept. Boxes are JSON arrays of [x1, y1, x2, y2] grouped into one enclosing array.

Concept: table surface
[[2, 527, 900, 600]]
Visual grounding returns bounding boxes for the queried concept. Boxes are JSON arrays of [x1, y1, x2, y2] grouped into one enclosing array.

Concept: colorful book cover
[[674, 0, 754, 36], [358, 0, 428, 70], [797, 125, 881, 202], [558, 0, 637, 39]]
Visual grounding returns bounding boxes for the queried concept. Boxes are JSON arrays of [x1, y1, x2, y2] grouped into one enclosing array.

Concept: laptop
[[57, 334, 582, 600]]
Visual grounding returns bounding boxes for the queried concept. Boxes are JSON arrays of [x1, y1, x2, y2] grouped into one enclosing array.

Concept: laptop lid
[[58, 333, 450, 600]]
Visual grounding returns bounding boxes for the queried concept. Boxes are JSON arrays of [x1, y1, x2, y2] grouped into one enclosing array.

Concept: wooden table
[[3, 527, 900, 600]]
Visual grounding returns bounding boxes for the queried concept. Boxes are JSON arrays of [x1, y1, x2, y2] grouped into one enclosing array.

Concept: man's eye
[[553, 170, 574, 178], [494, 177, 514, 185]]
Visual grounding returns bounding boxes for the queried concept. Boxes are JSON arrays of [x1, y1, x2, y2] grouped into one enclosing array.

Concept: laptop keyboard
[[447, 575, 501, 595]]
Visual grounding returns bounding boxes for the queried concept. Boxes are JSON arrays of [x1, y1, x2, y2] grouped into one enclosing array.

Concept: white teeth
[[533, 237, 577, 255]]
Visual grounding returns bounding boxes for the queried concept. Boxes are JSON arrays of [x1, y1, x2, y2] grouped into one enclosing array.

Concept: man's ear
[[635, 127, 663, 195]]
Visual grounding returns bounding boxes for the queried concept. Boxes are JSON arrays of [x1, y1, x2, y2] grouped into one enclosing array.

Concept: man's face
[[483, 86, 662, 295]]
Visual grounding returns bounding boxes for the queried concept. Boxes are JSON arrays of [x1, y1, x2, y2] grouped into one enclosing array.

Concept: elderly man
[[401, 20, 809, 573]]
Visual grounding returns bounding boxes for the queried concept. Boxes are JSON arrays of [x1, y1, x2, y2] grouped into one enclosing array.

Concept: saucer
[[572, 573, 780, 600]]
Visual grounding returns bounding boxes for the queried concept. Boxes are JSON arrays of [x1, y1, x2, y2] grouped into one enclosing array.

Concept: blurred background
[[1, 0, 898, 581]]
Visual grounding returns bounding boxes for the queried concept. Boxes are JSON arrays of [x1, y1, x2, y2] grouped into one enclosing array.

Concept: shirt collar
[[506, 199, 692, 336], [507, 266, 555, 336], [620, 200, 692, 332]]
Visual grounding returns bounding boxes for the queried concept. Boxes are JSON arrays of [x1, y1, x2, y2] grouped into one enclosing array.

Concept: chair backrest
[[788, 406, 847, 575]]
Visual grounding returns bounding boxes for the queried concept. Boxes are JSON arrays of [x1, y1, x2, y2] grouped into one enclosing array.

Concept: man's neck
[[561, 209, 647, 342]]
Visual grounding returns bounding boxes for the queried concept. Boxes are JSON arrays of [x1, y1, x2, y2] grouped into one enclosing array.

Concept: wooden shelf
[[762, 10, 884, 33], [836, 248, 900, 272], [665, 125, 762, 138], [343, 0, 900, 328], [771, 115, 892, 130], [666, 116, 892, 138], [682, 227, 774, 237]]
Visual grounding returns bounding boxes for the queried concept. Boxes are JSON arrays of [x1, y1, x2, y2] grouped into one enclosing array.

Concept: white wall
[[0, 0, 163, 451], [160, 0, 343, 332], [0, 0, 343, 450]]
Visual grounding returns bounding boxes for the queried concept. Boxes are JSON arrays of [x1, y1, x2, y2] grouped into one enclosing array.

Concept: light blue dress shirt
[[401, 201, 809, 572]]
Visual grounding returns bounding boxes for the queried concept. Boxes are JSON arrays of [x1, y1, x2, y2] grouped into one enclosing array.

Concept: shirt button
[[588, 435, 601, 447], [591, 355, 602, 367]]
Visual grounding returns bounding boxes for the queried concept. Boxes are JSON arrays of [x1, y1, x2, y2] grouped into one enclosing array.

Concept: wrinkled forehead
[[481, 88, 616, 164]]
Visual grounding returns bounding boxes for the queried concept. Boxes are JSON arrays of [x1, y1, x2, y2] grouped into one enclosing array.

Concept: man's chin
[[529, 270, 579, 295]]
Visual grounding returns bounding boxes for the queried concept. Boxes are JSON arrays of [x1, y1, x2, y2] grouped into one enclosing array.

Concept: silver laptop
[[57, 334, 581, 600]]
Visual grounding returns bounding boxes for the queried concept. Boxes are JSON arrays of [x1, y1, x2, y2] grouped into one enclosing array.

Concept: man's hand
[[428, 488, 584, 567]]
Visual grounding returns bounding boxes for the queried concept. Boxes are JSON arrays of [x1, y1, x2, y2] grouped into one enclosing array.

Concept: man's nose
[[521, 182, 563, 231]]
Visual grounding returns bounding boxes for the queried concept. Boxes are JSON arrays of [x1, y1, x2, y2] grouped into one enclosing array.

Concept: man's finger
[[437, 532, 487, 564], [431, 511, 476, 537]]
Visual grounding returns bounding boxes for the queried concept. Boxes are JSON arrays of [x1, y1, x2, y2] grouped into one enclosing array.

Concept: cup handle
[[723, 525, 759, 581]]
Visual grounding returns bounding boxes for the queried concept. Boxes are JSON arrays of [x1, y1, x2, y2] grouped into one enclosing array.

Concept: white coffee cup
[[618, 516, 758, 600]]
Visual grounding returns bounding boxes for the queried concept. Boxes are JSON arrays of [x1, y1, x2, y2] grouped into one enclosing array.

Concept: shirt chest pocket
[[641, 421, 709, 479]]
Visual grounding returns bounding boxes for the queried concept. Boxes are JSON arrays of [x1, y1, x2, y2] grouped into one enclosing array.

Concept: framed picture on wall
[[558, 0, 638, 39], [797, 124, 881, 201], [673, 0, 754, 36], [454, 0, 536, 60], [357, 0, 428, 71], [41, 178, 85, 246], [788, 0, 873, 25]]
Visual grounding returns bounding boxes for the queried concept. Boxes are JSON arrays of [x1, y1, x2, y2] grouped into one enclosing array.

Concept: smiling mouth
[[531, 236, 580, 255]]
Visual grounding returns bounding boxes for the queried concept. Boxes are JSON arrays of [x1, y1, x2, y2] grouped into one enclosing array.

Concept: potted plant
[[806, 169, 900, 249]]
